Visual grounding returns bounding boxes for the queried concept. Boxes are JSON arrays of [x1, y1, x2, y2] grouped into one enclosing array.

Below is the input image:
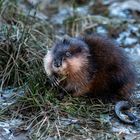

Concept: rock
[[109, 0, 140, 18]]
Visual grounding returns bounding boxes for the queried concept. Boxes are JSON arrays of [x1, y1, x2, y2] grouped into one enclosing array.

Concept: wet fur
[[44, 35, 136, 102]]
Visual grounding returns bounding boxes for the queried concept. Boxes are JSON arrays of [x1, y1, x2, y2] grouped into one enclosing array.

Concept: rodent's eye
[[65, 51, 72, 57]]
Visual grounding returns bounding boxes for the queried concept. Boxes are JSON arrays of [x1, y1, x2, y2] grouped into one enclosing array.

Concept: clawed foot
[[49, 75, 59, 87], [56, 92, 65, 100]]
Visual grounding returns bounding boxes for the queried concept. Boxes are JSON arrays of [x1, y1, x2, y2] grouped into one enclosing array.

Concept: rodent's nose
[[53, 60, 61, 68]]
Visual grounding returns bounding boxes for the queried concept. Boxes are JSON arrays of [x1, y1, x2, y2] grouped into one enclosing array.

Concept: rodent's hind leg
[[118, 83, 134, 102], [72, 89, 86, 97]]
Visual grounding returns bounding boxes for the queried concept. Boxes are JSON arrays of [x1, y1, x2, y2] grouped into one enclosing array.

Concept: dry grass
[[64, 14, 134, 38], [0, 0, 53, 88]]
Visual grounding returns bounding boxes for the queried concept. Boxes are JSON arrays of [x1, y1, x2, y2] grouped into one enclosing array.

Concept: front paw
[[48, 75, 59, 87], [56, 92, 65, 100]]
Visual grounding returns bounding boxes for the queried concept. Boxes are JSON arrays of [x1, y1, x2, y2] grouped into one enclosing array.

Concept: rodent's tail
[[115, 101, 140, 126]]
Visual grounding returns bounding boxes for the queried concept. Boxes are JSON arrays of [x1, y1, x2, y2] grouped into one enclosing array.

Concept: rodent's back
[[83, 35, 136, 100]]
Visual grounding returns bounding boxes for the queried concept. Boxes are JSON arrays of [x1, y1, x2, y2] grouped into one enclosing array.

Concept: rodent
[[43, 34, 137, 124]]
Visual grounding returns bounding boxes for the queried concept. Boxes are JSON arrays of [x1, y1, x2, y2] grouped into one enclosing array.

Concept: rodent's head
[[50, 37, 90, 75]]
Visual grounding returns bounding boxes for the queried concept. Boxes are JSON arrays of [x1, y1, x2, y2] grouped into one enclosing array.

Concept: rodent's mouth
[[52, 61, 68, 75]]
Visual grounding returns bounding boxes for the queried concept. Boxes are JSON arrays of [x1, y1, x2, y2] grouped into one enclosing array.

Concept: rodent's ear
[[53, 35, 71, 46], [62, 35, 71, 44], [62, 39, 68, 44]]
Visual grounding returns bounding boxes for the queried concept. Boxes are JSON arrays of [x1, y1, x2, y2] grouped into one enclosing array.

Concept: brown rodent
[[44, 34, 137, 124]]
